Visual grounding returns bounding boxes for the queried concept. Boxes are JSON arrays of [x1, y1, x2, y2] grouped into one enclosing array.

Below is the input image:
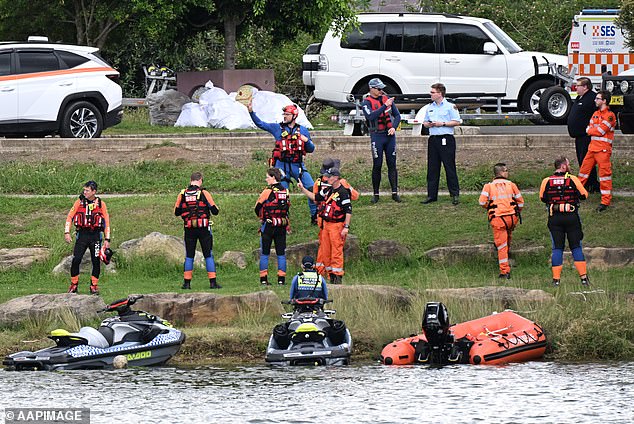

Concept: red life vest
[[320, 190, 347, 223], [179, 187, 210, 228], [365, 95, 393, 132], [261, 186, 289, 226], [73, 196, 106, 231], [543, 173, 581, 210], [272, 125, 306, 163]]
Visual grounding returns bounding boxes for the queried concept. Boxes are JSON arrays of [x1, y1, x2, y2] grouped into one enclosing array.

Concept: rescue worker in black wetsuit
[[361, 78, 402, 203], [539, 156, 590, 287], [174, 172, 221, 290], [255, 167, 290, 286], [65, 180, 110, 295]]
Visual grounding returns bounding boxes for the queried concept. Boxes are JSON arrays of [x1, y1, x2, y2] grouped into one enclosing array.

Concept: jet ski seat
[[75, 327, 110, 348]]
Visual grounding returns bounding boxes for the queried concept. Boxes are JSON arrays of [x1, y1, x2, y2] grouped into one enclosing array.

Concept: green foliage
[[617, 0, 634, 49], [422, 0, 621, 54]]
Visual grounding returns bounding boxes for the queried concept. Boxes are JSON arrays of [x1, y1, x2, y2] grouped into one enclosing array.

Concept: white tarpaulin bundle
[[175, 81, 313, 130]]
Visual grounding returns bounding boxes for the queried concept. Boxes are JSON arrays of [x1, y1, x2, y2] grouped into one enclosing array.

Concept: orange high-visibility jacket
[[479, 178, 524, 218], [586, 108, 616, 153]]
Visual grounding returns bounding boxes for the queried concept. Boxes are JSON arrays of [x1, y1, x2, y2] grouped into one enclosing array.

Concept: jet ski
[[3, 295, 185, 371], [265, 297, 352, 366]]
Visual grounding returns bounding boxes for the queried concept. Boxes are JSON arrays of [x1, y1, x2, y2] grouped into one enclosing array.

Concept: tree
[[186, 0, 366, 69], [616, 0, 634, 50]]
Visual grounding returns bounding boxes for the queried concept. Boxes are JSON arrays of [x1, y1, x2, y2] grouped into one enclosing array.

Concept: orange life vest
[[365, 95, 393, 132], [179, 187, 211, 228], [73, 196, 106, 231], [272, 125, 306, 163], [261, 186, 289, 226]]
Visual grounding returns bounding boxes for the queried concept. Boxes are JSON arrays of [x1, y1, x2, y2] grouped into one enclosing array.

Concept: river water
[[1, 361, 632, 424]]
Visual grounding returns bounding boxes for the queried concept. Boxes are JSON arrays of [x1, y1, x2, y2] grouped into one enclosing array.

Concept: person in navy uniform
[[421, 83, 461, 205], [289, 256, 328, 300]]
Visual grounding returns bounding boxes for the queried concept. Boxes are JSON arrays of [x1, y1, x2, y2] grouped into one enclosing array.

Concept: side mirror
[[483, 42, 498, 55]]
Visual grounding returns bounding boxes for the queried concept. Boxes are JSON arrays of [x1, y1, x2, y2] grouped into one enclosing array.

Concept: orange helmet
[[282, 104, 299, 120]]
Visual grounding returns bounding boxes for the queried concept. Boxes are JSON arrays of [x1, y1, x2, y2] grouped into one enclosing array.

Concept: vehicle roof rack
[[580, 9, 620, 15], [357, 12, 463, 19], [27, 36, 49, 43]]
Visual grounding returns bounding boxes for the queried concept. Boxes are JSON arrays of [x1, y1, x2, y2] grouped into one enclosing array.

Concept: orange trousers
[[579, 150, 612, 205], [490, 215, 518, 274], [315, 217, 327, 276], [319, 221, 346, 276]]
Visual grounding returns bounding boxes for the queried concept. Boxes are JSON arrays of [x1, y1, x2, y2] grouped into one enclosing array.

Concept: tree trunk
[[223, 15, 239, 70]]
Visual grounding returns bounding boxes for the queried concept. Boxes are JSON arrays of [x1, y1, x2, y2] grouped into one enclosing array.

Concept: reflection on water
[[1, 361, 632, 423]]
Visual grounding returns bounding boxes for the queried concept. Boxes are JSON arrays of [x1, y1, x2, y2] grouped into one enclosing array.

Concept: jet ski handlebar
[[282, 298, 332, 306], [99, 295, 145, 313]]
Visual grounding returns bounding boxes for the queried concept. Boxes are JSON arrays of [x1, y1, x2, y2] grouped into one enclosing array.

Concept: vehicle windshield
[[483, 22, 522, 53]]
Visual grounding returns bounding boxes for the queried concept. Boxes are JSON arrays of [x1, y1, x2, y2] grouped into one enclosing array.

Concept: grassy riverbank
[[0, 191, 633, 363]]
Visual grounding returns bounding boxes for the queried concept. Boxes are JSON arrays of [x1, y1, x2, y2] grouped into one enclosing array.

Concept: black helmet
[[301, 256, 315, 269], [320, 158, 340, 175], [100, 247, 114, 265]]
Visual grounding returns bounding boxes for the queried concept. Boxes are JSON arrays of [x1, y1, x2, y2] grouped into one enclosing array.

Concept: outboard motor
[[414, 302, 453, 365]]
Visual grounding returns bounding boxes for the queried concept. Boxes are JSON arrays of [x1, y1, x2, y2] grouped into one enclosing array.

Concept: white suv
[[0, 37, 122, 138], [305, 13, 568, 113]]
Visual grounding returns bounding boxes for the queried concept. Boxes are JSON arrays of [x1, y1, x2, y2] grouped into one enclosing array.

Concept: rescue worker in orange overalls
[[255, 168, 290, 286], [174, 172, 221, 290], [578, 90, 616, 212], [312, 158, 359, 276], [540, 156, 590, 287], [65, 181, 110, 295], [478, 163, 524, 279], [298, 166, 352, 284]]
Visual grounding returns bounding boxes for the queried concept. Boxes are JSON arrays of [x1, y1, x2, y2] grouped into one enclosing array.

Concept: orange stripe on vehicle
[[0, 67, 118, 82]]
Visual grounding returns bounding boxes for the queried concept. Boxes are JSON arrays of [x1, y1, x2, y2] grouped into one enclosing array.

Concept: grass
[[1, 157, 633, 195]]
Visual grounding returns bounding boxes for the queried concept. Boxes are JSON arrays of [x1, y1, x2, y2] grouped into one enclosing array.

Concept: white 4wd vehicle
[[0, 37, 122, 138], [304, 13, 568, 115]]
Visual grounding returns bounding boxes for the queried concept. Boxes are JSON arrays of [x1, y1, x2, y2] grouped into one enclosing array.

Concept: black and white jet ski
[[265, 298, 352, 366], [3, 295, 185, 371]]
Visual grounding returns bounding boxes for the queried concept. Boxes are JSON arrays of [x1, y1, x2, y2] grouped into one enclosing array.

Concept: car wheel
[[538, 86, 572, 124], [520, 80, 555, 124], [60, 101, 103, 139]]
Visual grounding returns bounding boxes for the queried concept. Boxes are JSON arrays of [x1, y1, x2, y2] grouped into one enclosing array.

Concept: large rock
[[0, 294, 106, 325], [53, 251, 116, 275], [134, 291, 284, 325], [328, 284, 413, 309], [367, 240, 410, 261], [425, 287, 554, 304], [147, 89, 191, 126], [425, 244, 544, 263], [119, 232, 204, 268], [217, 251, 248, 269], [253, 235, 361, 269], [564, 246, 634, 269], [0, 247, 50, 270]]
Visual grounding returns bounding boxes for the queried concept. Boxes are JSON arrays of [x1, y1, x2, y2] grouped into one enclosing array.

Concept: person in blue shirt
[[248, 102, 317, 224], [361, 78, 402, 204], [422, 83, 462, 205], [289, 256, 328, 300]]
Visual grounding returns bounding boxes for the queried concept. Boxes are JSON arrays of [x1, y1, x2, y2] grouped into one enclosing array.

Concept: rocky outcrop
[[0, 247, 50, 270], [217, 251, 248, 269], [253, 235, 361, 268], [0, 294, 106, 325], [425, 244, 545, 263], [135, 291, 284, 325], [119, 232, 204, 268], [424, 287, 553, 304], [147, 89, 190, 126], [328, 284, 413, 309], [53, 251, 116, 274], [367, 240, 410, 261], [564, 247, 634, 269]]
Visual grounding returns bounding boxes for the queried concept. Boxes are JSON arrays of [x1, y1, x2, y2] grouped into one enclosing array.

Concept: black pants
[[370, 132, 398, 194], [547, 213, 584, 250], [261, 225, 286, 256], [71, 231, 101, 279], [427, 134, 459, 199], [184, 227, 213, 258], [575, 135, 599, 191]]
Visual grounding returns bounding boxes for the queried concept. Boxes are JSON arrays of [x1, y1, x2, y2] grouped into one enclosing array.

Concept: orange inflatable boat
[[381, 303, 547, 366]]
